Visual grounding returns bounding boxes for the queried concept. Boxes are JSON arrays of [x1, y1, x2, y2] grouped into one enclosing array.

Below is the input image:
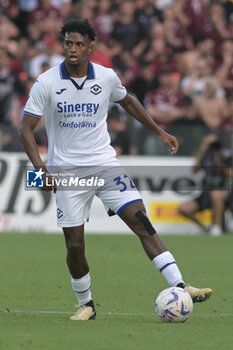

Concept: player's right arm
[[19, 76, 56, 192], [19, 114, 56, 193], [19, 114, 45, 169]]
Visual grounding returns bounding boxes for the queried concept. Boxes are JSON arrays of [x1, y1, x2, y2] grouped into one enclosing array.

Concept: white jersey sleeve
[[110, 72, 127, 103], [24, 78, 48, 118]]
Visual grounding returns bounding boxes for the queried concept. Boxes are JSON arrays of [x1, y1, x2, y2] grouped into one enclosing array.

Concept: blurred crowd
[[1, 0, 233, 156]]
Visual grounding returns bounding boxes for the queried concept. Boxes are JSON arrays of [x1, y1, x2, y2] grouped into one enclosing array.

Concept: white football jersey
[[24, 61, 127, 166]]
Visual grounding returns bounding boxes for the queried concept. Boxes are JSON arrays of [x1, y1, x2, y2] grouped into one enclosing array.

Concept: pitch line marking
[[2, 310, 233, 317]]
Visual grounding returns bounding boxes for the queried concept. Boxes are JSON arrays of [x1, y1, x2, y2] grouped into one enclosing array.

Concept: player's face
[[63, 32, 94, 67]]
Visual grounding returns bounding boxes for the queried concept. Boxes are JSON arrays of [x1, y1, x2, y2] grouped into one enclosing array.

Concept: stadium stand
[[0, 0, 233, 156]]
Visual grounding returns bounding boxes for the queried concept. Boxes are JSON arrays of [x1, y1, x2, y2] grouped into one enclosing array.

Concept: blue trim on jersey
[[87, 61, 95, 80], [116, 199, 142, 215], [60, 61, 70, 79], [24, 111, 41, 119], [70, 78, 86, 90], [159, 261, 176, 272], [59, 61, 95, 82]]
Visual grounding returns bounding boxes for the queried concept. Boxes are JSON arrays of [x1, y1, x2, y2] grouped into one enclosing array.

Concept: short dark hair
[[60, 19, 96, 42]]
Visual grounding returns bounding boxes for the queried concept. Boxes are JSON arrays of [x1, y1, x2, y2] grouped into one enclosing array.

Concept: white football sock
[[153, 251, 184, 286], [71, 272, 92, 305]]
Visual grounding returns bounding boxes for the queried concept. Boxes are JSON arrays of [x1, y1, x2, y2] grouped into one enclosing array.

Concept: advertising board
[[0, 153, 211, 233]]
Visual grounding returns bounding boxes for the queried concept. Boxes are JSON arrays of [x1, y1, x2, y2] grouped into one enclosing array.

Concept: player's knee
[[211, 190, 226, 200], [66, 237, 84, 254], [178, 204, 186, 215], [133, 210, 156, 236], [178, 203, 195, 216]]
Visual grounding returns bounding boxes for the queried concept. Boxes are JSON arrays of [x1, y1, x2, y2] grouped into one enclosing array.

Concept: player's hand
[[159, 131, 179, 155], [43, 172, 57, 193]]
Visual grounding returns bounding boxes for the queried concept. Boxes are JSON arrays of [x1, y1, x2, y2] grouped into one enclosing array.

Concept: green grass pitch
[[0, 233, 233, 350]]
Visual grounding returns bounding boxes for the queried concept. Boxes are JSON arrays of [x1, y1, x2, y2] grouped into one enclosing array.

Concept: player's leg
[[119, 200, 183, 284], [63, 225, 96, 320], [63, 225, 89, 278], [55, 189, 96, 320], [119, 200, 213, 302], [118, 201, 167, 259], [178, 198, 207, 232], [98, 168, 213, 302], [209, 190, 228, 236]]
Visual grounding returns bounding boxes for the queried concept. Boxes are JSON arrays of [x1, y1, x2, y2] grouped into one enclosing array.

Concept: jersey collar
[[59, 60, 95, 89]]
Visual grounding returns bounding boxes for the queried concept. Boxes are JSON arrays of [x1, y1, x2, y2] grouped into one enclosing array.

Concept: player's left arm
[[119, 93, 179, 155]]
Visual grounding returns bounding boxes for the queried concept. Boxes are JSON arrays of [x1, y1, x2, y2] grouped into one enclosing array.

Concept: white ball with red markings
[[155, 287, 193, 323]]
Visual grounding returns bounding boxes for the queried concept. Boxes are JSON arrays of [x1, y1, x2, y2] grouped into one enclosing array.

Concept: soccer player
[[178, 133, 232, 235], [19, 19, 213, 320]]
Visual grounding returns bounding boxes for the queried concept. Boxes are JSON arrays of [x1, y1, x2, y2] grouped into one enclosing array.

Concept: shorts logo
[[57, 208, 63, 219], [90, 84, 102, 95], [26, 169, 44, 188]]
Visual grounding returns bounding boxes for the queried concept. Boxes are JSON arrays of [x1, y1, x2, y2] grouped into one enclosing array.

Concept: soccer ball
[[155, 287, 193, 323]]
